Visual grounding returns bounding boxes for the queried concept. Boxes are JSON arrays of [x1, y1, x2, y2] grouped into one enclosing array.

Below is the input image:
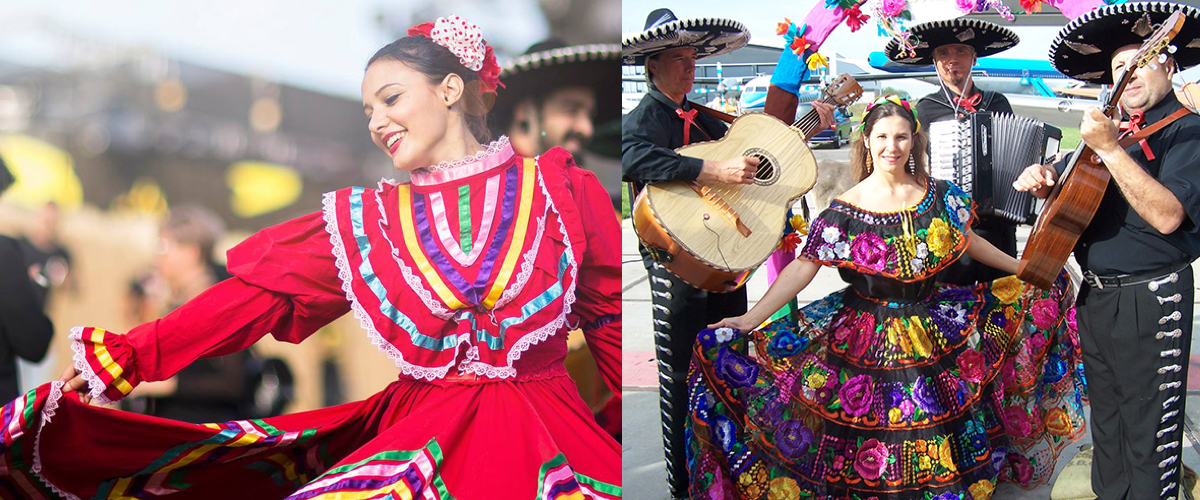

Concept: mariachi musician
[[885, 18, 1022, 285], [621, 8, 831, 497], [1015, 3, 1200, 498], [621, 10, 750, 498]]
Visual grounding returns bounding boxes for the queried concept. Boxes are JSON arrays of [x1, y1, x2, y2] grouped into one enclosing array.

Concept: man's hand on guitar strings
[[812, 101, 836, 130], [1080, 107, 1121, 155], [698, 156, 761, 185]]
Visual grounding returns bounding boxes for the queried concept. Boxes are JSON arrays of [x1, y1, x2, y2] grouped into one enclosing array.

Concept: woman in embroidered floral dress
[[0, 15, 621, 500], [686, 96, 1085, 500]]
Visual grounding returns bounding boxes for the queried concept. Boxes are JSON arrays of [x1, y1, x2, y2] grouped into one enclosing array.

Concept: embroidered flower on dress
[[774, 419, 814, 458], [926, 218, 955, 258], [1044, 407, 1072, 437], [698, 329, 720, 349], [818, 246, 837, 261], [910, 257, 925, 274], [840, 374, 875, 416], [822, 225, 842, 244], [913, 376, 940, 415], [714, 415, 737, 452], [715, 347, 759, 389], [850, 231, 890, 271], [850, 313, 877, 358], [1031, 298, 1059, 329], [768, 329, 808, 358], [715, 327, 735, 343], [1043, 353, 1067, 384], [957, 348, 987, 383], [915, 241, 929, 259], [854, 438, 890, 480], [1003, 406, 1032, 437], [1007, 452, 1034, 485], [939, 438, 956, 470], [767, 477, 802, 500], [1066, 306, 1078, 333], [969, 479, 997, 500], [991, 276, 1023, 304], [833, 240, 852, 259]]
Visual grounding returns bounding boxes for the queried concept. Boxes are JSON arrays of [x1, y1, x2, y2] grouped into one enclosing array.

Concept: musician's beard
[[542, 130, 590, 156]]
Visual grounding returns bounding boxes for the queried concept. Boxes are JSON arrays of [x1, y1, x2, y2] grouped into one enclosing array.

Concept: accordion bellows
[[928, 112, 1061, 225]]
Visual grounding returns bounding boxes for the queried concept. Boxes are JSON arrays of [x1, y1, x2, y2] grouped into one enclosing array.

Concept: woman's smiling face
[[362, 59, 453, 171]]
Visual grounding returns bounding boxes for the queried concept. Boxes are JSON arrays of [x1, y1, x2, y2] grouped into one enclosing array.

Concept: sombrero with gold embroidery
[[622, 8, 750, 65], [490, 40, 621, 135], [1049, 1, 1200, 84], [884, 18, 1019, 65]]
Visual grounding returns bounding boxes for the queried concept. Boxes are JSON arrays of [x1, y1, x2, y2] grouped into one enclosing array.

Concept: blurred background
[[0, 0, 620, 421]]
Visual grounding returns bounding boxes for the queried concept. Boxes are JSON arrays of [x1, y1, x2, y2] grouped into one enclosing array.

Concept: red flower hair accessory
[[406, 15, 503, 93]]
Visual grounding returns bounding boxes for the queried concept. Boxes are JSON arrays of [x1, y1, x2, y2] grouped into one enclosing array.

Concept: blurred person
[[121, 206, 255, 424], [0, 14, 620, 499], [0, 159, 54, 402], [17, 202, 74, 306], [490, 40, 620, 159], [489, 39, 622, 439]]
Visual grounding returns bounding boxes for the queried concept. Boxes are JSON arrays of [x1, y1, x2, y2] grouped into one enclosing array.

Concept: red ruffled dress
[[0, 138, 623, 499]]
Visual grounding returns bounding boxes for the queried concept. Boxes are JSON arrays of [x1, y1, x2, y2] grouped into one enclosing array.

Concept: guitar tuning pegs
[[1150, 63, 1160, 71], [1169, 44, 1178, 54], [1159, 53, 1169, 64]]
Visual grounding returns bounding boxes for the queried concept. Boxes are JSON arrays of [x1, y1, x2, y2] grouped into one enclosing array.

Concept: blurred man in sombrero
[[1015, 3, 1200, 498], [886, 18, 1023, 287], [621, 8, 755, 498], [490, 41, 623, 440], [491, 41, 620, 158]]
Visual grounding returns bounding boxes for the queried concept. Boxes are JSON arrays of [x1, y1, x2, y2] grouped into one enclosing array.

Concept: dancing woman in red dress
[[0, 15, 621, 500]]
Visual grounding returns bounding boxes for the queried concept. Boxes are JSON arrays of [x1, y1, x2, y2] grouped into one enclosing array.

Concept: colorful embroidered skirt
[[686, 273, 1086, 500], [0, 373, 621, 499]]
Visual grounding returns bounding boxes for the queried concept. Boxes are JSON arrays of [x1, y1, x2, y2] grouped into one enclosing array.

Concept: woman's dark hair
[[849, 101, 929, 182], [367, 36, 492, 144]]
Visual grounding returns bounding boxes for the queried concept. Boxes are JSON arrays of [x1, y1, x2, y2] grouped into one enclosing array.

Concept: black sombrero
[[489, 40, 621, 133], [621, 8, 749, 66], [884, 18, 1019, 65], [1050, 2, 1200, 84]]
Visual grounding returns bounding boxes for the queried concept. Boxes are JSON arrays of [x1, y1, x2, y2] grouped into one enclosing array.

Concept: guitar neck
[[796, 94, 840, 141], [1052, 62, 1137, 197]]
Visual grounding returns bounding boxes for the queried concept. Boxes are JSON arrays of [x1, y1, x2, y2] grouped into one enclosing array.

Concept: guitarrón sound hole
[[744, 148, 780, 186]]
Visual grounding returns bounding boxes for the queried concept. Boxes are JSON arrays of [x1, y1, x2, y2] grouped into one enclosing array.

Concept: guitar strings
[[701, 93, 838, 267]]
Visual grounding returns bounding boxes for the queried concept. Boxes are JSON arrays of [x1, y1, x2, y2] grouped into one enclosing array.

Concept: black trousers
[[1077, 264, 1193, 500], [642, 251, 747, 497]]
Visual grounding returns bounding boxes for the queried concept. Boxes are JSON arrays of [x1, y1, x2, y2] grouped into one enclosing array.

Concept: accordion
[[927, 112, 1061, 225]]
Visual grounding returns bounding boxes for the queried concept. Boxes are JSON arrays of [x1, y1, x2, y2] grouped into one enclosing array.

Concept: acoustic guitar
[[633, 74, 863, 292], [1017, 11, 1186, 290]]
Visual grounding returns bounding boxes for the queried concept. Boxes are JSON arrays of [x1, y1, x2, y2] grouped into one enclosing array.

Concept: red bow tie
[[952, 93, 982, 114], [676, 108, 705, 145], [1120, 111, 1155, 160]]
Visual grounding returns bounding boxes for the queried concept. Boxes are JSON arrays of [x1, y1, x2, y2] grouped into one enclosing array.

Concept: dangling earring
[[865, 154, 873, 175], [907, 154, 916, 175]]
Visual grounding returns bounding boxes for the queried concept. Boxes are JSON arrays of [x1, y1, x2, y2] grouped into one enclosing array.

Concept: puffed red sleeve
[[542, 147, 622, 396], [70, 210, 350, 405]]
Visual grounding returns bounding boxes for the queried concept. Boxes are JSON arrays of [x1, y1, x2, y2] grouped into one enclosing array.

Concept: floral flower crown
[[861, 94, 921, 133], [407, 15, 504, 93]]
